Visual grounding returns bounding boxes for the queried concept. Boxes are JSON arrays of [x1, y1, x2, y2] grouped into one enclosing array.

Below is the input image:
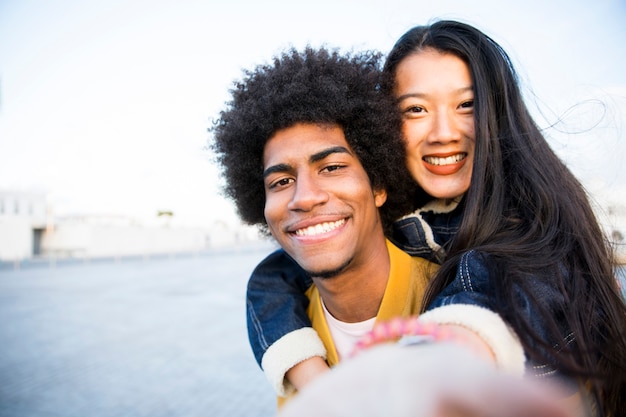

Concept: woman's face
[[394, 48, 475, 200]]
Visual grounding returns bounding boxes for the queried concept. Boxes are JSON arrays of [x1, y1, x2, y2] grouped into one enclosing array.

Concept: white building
[[41, 214, 208, 259], [0, 189, 263, 262], [0, 190, 48, 261]]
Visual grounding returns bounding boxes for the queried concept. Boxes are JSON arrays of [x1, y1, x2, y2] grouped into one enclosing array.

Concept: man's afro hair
[[210, 46, 415, 234]]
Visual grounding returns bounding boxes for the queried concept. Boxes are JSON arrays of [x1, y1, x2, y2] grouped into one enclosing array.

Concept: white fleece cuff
[[419, 304, 526, 376], [261, 327, 327, 397]]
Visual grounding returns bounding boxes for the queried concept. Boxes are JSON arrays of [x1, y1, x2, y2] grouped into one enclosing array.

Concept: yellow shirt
[[278, 239, 436, 406]]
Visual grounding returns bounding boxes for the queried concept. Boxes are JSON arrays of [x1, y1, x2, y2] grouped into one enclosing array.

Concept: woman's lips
[[423, 153, 467, 175]]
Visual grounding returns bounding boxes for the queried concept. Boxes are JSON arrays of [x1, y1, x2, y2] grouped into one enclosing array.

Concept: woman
[[244, 20, 626, 415]]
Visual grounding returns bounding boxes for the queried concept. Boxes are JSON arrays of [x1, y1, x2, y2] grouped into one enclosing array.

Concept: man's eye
[[268, 178, 293, 189], [322, 164, 345, 173]]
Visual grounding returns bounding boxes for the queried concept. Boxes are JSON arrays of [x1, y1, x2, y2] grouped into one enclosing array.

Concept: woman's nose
[[428, 111, 461, 144]]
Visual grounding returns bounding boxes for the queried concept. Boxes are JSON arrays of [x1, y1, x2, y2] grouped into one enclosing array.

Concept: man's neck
[[312, 237, 390, 323]]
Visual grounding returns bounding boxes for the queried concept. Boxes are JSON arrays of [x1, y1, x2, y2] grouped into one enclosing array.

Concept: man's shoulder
[[409, 256, 438, 289], [410, 255, 438, 269], [387, 239, 438, 276]]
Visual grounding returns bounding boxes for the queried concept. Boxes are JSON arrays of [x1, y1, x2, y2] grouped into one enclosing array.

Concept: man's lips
[[291, 218, 347, 237]]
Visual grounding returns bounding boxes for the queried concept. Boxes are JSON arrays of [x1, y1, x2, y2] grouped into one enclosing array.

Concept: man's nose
[[287, 175, 329, 211]]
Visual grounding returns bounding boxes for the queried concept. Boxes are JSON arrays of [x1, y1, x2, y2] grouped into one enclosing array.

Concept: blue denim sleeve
[[246, 248, 314, 367], [426, 250, 496, 311], [427, 250, 566, 337], [427, 250, 575, 386]]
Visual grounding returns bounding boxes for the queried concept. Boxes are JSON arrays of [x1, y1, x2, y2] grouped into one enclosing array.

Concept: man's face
[[263, 123, 387, 278]]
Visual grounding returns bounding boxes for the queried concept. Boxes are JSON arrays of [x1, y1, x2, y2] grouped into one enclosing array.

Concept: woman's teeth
[[424, 154, 466, 166]]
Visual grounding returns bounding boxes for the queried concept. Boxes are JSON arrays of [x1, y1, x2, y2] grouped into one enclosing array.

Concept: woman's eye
[[401, 105, 426, 118], [406, 105, 424, 113], [460, 100, 474, 109]]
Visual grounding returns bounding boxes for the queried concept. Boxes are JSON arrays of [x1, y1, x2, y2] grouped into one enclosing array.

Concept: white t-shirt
[[321, 298, 376, 360]]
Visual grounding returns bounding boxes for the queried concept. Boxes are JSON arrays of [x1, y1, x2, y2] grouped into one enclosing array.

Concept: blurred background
[[0, 1, 625, 416]]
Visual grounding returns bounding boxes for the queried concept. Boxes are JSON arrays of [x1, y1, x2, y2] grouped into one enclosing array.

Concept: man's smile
[[293, 219, 347, 237]]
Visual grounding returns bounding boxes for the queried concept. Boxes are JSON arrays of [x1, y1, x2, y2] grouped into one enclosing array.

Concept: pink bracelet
[[350, 316, 459, 357]]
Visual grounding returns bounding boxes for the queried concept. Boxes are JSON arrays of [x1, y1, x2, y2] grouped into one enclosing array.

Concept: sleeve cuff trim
[[261, 327, 327, 396]]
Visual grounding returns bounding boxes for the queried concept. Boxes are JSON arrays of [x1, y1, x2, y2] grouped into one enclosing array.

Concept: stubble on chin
[[304, 256, 353, 280]]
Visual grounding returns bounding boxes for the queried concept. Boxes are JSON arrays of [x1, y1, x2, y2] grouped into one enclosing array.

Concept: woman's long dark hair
[[383, 20, 626, 415]]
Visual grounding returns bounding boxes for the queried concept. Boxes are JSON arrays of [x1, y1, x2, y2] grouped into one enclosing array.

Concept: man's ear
[[374, 189, 387, 208]]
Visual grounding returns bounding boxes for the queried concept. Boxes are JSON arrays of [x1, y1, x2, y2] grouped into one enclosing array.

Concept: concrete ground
[[0, 244, 278, 417]]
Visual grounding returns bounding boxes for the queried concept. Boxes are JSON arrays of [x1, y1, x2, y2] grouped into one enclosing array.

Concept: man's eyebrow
[[263, 163, 291, 179], [309, 146, 352, 163], [263, 146, 353, 179]]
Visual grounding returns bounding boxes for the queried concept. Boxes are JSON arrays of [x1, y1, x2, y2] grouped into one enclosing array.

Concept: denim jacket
[[247, 198, 572, 384]]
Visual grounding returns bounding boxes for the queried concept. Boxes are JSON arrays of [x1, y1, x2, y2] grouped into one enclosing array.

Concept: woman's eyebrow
[[396, 86, 473, 102]]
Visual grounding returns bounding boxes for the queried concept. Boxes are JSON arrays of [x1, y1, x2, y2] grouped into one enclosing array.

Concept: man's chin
[[303, 257, 353, 280]]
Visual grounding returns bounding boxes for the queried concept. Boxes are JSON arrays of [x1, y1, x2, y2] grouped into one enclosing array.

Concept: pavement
[[0, 243, 279, 417]]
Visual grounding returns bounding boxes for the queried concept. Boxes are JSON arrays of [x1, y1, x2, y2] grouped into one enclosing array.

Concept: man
[[211, 46, 434, 403]]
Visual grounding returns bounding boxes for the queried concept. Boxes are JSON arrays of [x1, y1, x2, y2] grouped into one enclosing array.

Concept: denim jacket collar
[[391, 197, 463, 264]]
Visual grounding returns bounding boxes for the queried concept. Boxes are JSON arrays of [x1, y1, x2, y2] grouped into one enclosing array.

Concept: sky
[[0, 0, 625, 229]]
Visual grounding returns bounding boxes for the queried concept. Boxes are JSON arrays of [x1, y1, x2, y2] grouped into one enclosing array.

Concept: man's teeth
[[295, 219, 345, 236], [424, 154, 465, 166]]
